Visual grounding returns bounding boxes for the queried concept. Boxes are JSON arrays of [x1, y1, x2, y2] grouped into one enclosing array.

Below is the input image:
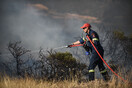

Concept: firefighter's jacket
[[79, 29, 104, 54]]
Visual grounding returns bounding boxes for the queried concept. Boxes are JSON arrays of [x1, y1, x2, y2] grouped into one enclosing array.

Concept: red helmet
[[80, 23, 91, 29]]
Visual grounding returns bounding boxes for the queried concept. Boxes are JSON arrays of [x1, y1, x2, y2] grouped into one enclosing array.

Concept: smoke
[[1, 0, 132, 54], [0, 0, 131, 58], [0, 0, 84, 54], [44, 0, 132, 35]]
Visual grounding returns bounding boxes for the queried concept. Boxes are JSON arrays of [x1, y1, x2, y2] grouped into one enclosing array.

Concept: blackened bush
[[39, 50, 87, 81]]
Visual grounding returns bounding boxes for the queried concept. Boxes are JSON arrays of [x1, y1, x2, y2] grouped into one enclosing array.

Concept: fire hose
[[67, 35, 126, 82], [86, 35, 126, 82]]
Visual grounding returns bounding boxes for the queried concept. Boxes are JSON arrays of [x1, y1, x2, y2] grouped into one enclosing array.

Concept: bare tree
[[8, 41, 30, 76]]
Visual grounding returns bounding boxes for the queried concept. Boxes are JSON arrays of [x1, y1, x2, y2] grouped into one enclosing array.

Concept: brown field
[[0, 75, 131, 88]]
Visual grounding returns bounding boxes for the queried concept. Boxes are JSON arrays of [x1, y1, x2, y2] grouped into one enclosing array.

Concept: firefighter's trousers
[[88, 51, 110, 81]]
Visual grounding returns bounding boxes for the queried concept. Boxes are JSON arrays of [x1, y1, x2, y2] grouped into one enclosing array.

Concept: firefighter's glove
[[83, 44, 90, 52], [85, 51, 90, 55]]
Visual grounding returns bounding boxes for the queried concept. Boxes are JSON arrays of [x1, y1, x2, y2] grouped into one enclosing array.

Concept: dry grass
[[0, 76, 131, 88]]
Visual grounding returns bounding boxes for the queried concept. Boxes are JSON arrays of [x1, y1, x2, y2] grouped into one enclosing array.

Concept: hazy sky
[[0, 0, 132, 54], [0, 0, 82, 54]]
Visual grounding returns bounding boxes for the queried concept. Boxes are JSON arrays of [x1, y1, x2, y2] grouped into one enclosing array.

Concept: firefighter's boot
[[88, 69, 95, 81], [101, 70, 110, 81]]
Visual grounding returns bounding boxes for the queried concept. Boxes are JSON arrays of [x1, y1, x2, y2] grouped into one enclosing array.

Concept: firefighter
[[69, 23, 110, 81]]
